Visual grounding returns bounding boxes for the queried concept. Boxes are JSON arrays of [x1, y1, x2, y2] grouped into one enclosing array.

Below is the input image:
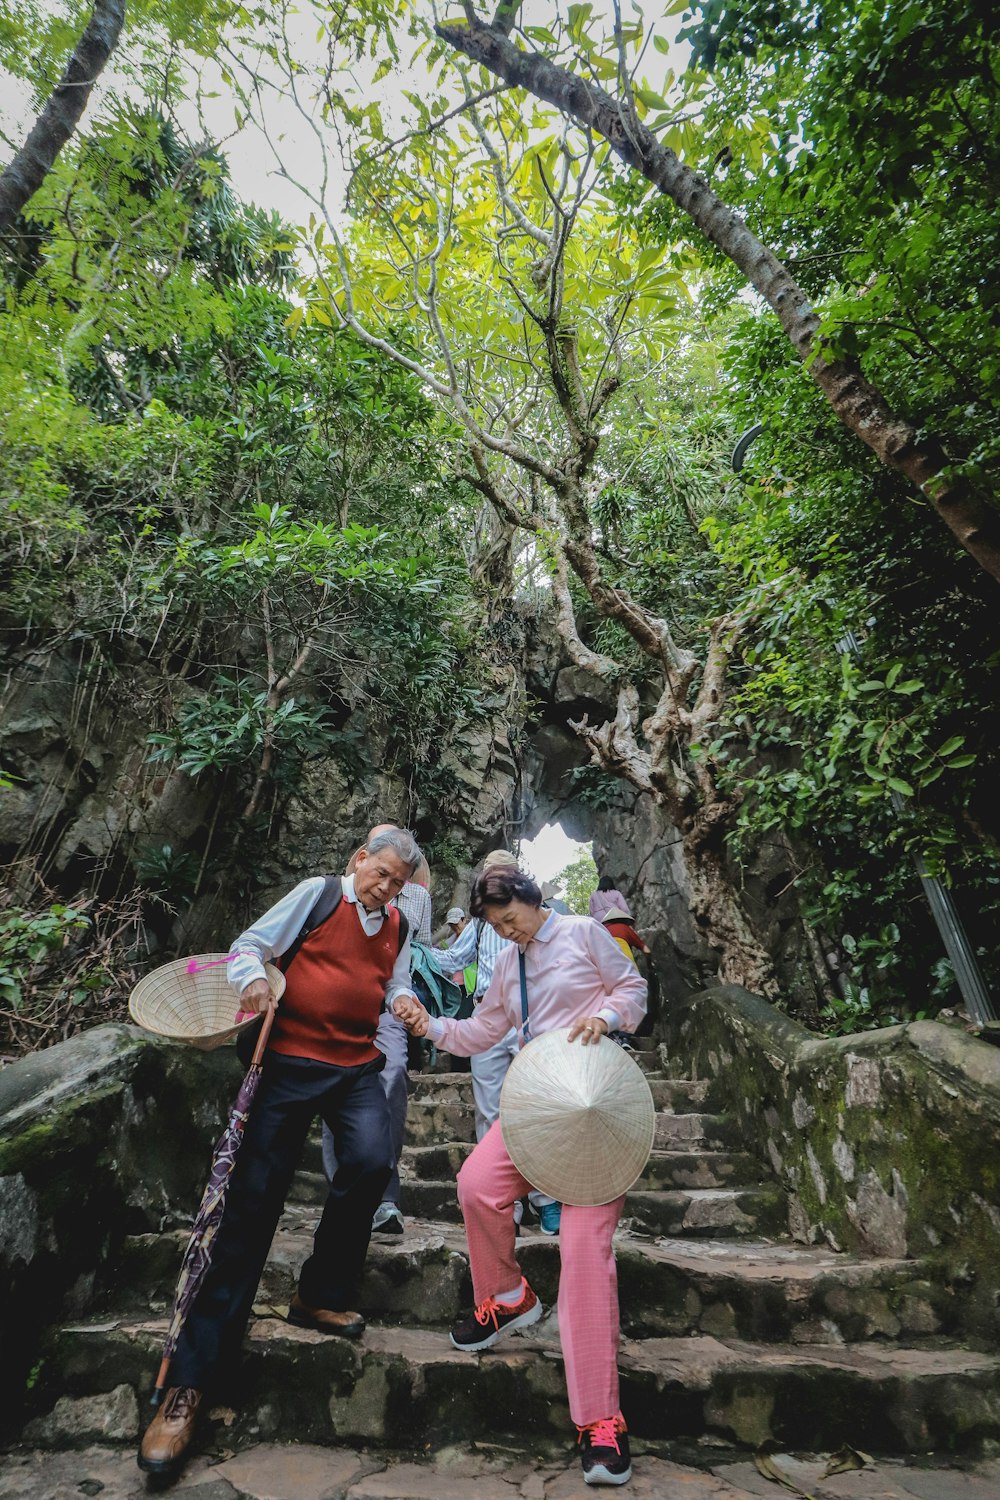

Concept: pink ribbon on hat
[[185, 954, 261, 1023], [185, 955, 237, 974]]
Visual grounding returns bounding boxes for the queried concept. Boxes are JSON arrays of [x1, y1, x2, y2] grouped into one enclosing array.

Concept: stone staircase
[[19, 1038, 1000, 1465]]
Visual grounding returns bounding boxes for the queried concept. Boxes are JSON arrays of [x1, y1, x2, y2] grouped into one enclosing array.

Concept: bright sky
[[1, 4, 689, 233], [519, 824, 590, 886]]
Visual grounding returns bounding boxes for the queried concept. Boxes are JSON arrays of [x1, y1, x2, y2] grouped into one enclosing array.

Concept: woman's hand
[[567, 1015, 609, 1046], [240, 978, 273, 1015], [394, 993, 430, 1036]]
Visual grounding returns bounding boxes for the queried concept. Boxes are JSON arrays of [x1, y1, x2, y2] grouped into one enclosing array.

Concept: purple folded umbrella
[[151, 1002, 275, 1404]]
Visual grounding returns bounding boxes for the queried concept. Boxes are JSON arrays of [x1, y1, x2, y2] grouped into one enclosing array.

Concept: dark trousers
[[169, 1051, 391, 1390]]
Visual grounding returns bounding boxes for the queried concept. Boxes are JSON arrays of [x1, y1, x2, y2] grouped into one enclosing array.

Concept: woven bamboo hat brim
[[601, 906, 633, 924], [499, 1026, 655, 1206], [128, 955, 286, 1052]]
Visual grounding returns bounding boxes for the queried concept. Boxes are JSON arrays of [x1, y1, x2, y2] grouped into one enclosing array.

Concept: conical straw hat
[[500, 1027, 655, 1206], [129, 954, 285, 1052]]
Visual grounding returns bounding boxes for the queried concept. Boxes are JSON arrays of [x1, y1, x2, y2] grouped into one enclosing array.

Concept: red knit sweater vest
[[268, 898, 401, 1067]]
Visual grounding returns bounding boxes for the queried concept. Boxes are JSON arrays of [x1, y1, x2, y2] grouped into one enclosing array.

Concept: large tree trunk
[[436, 15, 1000, 585], [0, 0, 126, 236], [685, 834, 777, 995]]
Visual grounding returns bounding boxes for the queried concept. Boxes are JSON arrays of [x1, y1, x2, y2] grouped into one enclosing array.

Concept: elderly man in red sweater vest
[[138, 827, 422, 1478]]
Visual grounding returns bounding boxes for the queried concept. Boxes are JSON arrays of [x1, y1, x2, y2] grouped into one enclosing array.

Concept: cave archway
[[516, 686, 708, 1028]]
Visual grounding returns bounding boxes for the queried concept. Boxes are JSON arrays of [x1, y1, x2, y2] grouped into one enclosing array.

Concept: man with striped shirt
[[427, 849, 560, 1231]]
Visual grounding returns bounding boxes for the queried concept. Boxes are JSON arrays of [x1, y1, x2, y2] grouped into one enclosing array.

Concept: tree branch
[[0, 0, 126, 235], [436, 11, 1000, 583]]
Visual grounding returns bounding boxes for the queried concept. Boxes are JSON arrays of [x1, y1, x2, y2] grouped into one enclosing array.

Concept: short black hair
[[470, 868, 543, 916], [597, 875, 615, 891]]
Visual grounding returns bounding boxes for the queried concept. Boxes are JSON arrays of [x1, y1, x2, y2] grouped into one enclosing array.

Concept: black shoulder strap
[[279, 875, 342, 973], [280, 875, 409, 973]]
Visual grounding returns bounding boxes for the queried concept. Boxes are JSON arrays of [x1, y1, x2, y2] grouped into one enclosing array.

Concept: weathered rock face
[[0, 647, 526, 957], [2, 620, 824, 1020], [665, 987, 1000, 1341], [0, 1024, 238, 1436], [0, 654, 216, 885], [519, 715, 828, 1019]]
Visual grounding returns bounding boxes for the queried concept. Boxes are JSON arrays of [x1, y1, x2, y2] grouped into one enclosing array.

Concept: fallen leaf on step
[[822, 1444, 874, 1477], [753, 1442, 820, 1500]]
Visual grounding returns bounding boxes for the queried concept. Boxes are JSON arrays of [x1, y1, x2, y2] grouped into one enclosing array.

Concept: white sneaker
[[372, 1202, 404, 1236]]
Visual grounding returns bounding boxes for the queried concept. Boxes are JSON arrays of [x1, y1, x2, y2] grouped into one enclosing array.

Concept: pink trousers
[[456, 1120, 625, 1426]]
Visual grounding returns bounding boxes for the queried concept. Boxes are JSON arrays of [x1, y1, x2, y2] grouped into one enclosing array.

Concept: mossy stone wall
[[665, 987, 1000, 1342], [0, 1024, 237, 1436]]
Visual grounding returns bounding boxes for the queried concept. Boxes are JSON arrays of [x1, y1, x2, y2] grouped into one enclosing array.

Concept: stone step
[[654, 1112, 742, 1150], [283, 1171, 783, 1238], [299, 1097, 740, 1180], [311, 1103, 744, 1155], [405, 1071, 713, 1111], [622, 1186, 787, 1239], [397, 1144, 765, 1192], [112, 1218, 946, 1346], [38, 1315, 1000, 1454], [299, 1118, 759, 1204], [404, 1099, 478, 1146], [6, 1438, 1000, 1500]]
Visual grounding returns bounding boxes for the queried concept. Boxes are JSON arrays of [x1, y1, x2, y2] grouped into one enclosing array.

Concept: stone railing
[[664, 986, 1000, 1341], [0, 1024, 237, 1436]]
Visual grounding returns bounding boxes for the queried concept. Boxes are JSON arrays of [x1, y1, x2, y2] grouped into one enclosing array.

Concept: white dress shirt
[[228, 872, 415, 1010]]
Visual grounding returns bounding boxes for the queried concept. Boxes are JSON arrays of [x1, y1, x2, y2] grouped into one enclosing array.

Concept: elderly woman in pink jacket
[[395, 866, 647, 1489]]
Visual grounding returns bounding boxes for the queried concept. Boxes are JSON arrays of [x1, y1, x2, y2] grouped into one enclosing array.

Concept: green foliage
[[0, 865, 150, 1054], [555, 848, 599, 915], [5, 0, 1000, 1044], [133, 843, 200, 902], [585, 0, 1000, 1023], [419, 833, 469, 875], [1, 101, 488, 953], [698, 384, 1000, 1020], [562, 764, 628, 811], [672, 0, 1000, 502], [0, 904, 92, 1011]]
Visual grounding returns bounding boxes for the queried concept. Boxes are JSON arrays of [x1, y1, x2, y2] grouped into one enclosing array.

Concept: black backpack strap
[[279, 875, 343, 973], [280, 875, 410, 974]]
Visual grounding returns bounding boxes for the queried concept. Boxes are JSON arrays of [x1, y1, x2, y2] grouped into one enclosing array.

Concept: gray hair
[[365, 827, 422, 875]]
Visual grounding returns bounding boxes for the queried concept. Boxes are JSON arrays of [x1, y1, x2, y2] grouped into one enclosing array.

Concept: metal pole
[[887, 790, 997, 1024]]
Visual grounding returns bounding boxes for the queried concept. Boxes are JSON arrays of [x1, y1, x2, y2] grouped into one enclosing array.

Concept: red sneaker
[[577, 1412, 631, 1486], [449, 1277, 542, 1351]]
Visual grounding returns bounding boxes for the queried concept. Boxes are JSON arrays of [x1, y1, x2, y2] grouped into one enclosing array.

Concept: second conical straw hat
[[129, 954, 285, 1051], [499, 1026, 655, 1206]]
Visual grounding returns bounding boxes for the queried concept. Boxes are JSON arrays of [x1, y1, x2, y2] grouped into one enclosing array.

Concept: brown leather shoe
[[287, 1292, 365, 1338], [137, 1385, 201, 1474]]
